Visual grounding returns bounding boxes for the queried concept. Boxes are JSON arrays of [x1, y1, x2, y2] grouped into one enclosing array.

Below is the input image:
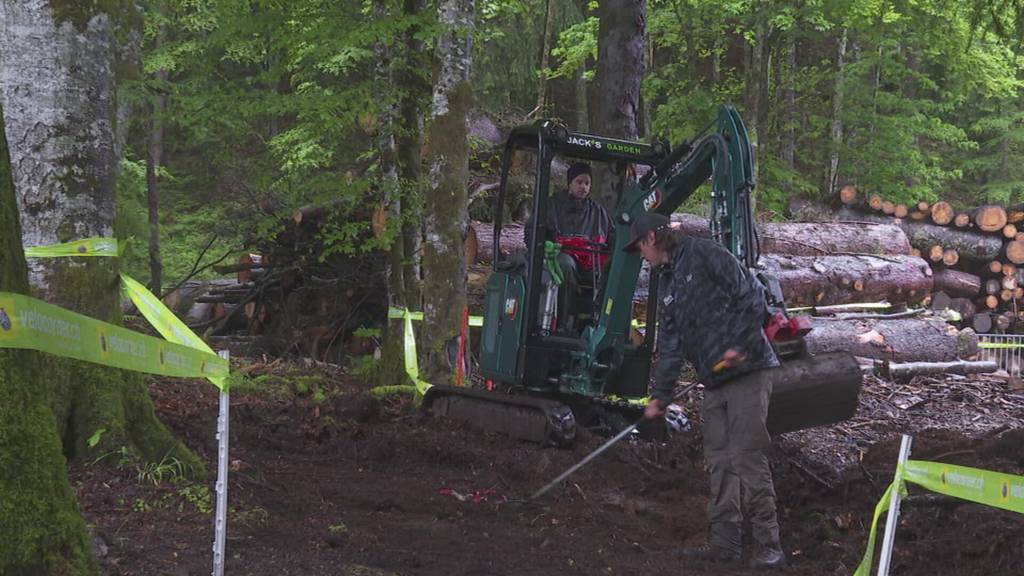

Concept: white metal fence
[[977, 333, 1024, 378]]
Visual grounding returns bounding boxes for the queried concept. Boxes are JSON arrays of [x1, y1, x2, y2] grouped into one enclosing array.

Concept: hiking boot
[[749, 547, 786, 569], [677, 544, 741, 563]]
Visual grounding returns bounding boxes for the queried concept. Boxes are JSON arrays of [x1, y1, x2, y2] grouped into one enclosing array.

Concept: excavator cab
[[478, 121, 668, 400]]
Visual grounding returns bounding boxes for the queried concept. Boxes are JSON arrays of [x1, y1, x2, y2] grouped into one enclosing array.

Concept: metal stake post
[[212, 350, 230, 576], [877, 434, 912, 576]]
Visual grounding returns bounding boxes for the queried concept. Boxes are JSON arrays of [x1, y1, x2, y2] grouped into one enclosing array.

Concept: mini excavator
[[422, 105, 863, 446]]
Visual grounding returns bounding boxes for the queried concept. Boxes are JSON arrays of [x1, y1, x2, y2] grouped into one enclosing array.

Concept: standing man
[[624, 212, 785, 569]]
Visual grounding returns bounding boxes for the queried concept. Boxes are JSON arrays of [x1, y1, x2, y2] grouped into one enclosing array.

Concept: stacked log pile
[[833, 186, 1024, 334], [466, 211, 983, 364], [471, 216, 934, 308]]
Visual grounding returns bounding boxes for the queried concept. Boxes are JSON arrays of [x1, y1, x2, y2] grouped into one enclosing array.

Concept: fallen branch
[[876, 360, 998, 381]]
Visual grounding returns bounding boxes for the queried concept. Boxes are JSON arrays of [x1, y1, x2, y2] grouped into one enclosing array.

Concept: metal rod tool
[[530, 382, 698, 500]]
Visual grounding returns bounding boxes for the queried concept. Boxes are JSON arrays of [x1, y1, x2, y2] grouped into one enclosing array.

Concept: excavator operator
[[526, 162, 614, 333]]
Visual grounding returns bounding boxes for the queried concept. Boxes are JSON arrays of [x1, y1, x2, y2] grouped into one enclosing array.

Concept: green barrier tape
[[978, 342, 1024, 349], [903, 459, 1024, 515], [604, 394, 650, 407], [24, 237, 119, 258], [852, 480, 898, 576], [0, 292, 227, 380], [370, 385, 419, 398], [853, 458, 1024, 575], [388, 306, 482, 327], [402, 310, 432, 394], [119, 273, 227, 391]]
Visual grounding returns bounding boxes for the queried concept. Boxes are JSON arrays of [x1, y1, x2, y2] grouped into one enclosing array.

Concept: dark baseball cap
[[623, 212, 670, 252]]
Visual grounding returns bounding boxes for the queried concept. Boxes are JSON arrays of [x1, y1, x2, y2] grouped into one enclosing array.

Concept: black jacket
[[526, 192, 614, 247], [650, 236, 779, 402]]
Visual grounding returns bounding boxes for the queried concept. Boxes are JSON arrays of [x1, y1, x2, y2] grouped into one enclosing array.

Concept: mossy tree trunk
[[0, 0, 201, 471], [421, 0, 473, 384], [0, 102, 97, 576], [589, 0, 645, 211], [377, 0, 429, 387]]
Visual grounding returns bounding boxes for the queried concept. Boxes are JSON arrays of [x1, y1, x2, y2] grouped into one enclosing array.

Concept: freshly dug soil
[[70, 361, 1024, 575]]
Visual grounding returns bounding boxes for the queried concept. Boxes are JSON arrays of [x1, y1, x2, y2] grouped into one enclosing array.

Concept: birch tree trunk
[[781, 35, 796, 174], [0, 0, 201, 469], [0, 101, 97, 576], [589, 0, 645, 209], [825, 29, 847, 196], [146, 69, 167, 294], [422, 0, 473, 382]]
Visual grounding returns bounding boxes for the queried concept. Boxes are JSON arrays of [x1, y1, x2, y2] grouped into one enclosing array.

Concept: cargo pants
[[702, 367, 781, 554]]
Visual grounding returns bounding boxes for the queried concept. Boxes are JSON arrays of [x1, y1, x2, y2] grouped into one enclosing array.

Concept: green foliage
[[86, 428, 107, 449], [232, 506, 270, 528], [136, 454, 190, 486], [643, 0, 1024, 210], [548, 17, 599, 81], [113, 157, 152, 282], [328, 522, 350, 534], [175, 484, 212, 514]]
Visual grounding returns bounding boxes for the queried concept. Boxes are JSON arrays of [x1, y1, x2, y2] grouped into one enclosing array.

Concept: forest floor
[[69, 358, 1024, 576]]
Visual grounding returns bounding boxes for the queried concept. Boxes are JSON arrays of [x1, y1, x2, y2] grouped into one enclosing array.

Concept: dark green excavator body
[[422, 106, 862, 445]]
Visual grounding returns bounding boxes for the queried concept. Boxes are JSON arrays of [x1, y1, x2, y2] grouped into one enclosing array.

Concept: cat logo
[[0, 308, 10, 331], [77, 245, 88, 254], [643, 188, 662, 211], [100, 334, 107, 352], [159, 349, 165, 365], [1003, 480, 1009, 501]]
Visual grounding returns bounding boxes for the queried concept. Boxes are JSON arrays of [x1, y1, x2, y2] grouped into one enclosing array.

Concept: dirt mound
[[69, 364, 1024, 575]]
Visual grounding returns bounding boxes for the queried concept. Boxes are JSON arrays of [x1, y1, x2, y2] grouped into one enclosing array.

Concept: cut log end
[[1005, 224, 1019, 239], [869, 195, 884, 210], [954, 213, 970, 228], [928, 245, 945, 262], [894, 204, 908, 219], [881, 201, 896, 215], [942, 249, 959, 267], [839, 185, 858, 205], [974, 205, 1008, 233], [931, 201, 954, 226], [1006, 240, 1024, 265]]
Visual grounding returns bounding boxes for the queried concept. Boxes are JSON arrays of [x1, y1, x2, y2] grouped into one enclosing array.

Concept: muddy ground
[[70, 360, 1024, 576]]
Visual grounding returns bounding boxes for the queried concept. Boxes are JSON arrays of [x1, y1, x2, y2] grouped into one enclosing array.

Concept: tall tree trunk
[[0, 100, 98, 576], [397, 0, 428, 307], [375, 0, 414, 387], [146, 70, 167, 294], [781, 34, 796, 174], [826, 28, 847, 196], [535, 0, 558, 116], [0, 0, 201, 469], [422, 0, 473, 383], [589, 0, 645, 209]]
